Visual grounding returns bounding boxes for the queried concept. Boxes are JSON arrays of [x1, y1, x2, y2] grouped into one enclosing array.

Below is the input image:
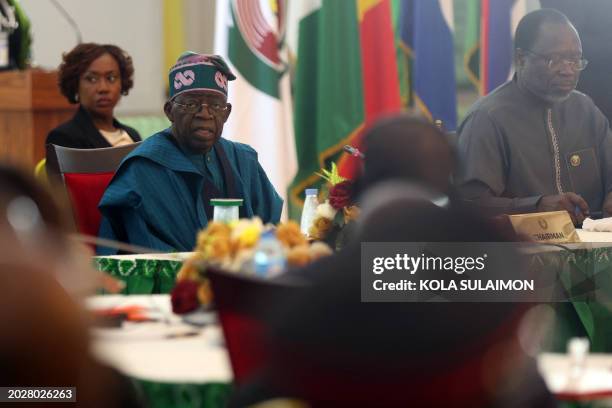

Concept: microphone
[[343, 144, 365, 159], [49, 0, 82, 44]]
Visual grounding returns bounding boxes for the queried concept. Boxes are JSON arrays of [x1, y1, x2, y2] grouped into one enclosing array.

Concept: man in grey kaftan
[[457, 9, 612, 224]]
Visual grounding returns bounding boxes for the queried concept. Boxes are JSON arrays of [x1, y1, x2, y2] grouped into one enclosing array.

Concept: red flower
[[329, 180, 354, 210], [171, 280, 200, 314]]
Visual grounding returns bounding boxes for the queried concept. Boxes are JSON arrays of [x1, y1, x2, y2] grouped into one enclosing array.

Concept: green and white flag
[[214, 0, 296, 218]]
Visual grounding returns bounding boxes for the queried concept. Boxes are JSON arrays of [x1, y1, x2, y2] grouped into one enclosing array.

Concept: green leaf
[[316, 162, 347, 186]]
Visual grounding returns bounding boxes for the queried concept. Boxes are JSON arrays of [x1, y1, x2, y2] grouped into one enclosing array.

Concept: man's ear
[[164, 101, 174, 122], [223, 103, 232, 123]]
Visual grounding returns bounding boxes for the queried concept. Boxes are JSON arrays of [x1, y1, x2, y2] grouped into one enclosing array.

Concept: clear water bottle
[[252, 230, 287, 278], [566, 337, 589, 389], [300, 188, 319, 237]]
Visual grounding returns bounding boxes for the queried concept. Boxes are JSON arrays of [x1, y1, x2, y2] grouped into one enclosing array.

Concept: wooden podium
[[0, 69, 76, 169]]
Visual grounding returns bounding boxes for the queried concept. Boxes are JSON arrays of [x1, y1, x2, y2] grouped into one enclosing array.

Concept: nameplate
[[508, 211, 581, 243]]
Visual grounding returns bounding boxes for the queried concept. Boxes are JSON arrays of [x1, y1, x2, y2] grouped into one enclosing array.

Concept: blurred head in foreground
[[0, 260, 140, 407], [241, 183, 555, 407], [354, 115, 455, 200], [0, 164, 120, 295], [0, 165, 140, 406], [0, 164, 67, 252]]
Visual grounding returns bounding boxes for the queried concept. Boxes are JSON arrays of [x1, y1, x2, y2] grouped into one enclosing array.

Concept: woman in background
[[45, 43, 141, 151]]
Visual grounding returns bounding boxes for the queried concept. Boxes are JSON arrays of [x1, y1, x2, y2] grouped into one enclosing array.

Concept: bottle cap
[[568, 337, 589, 357], [305, 188, 318, 196], [210, 198, 243, 207]]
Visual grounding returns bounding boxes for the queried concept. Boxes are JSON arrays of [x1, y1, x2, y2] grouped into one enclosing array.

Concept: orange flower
[[309, 216, 332, 240], [207, 237, 232, 260], [176, 258, 199, 281], [195, 222, 231, 255], [276, 220, 308, 248], [197, 280, 213, 306], [205, 222, 232, 237], [287, 244, 312, 267]]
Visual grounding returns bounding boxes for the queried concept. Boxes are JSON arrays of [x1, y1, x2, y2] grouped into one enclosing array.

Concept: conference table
[[86, 295, 232, 408], [93, 230, 612, 349], [93, 230, 612, 297], [91, 230, 612, 405], [87, 293, 612, 407]]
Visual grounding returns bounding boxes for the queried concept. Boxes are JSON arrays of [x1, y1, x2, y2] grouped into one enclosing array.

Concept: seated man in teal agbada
[[97, 52, 282, 254]]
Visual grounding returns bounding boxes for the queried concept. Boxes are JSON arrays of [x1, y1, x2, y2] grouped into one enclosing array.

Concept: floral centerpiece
[[308, 163, 360, 249], [171, 218, 332, 314]]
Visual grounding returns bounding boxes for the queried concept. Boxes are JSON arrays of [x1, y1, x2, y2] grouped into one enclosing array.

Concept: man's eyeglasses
[[524, 49, 588, 71], [172, 100, 229, 114]]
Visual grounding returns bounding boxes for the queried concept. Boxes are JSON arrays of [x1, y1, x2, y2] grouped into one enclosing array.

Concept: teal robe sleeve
[[249, 159, 283, 224], [97, 208, 177, 255], [97, 157, 205, 255]]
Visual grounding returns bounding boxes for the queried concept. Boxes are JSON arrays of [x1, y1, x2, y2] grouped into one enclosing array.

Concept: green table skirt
[[93, 257, 183, 295], [129, 377, 607, 407], [133, 379, 231, 408], [528, 246, 612, 352]]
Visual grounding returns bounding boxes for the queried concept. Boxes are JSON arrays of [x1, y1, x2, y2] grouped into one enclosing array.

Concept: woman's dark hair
[[58, 43, 135, 104]]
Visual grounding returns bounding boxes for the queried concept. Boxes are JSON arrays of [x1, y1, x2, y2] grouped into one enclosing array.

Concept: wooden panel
[[0, 69, 76, 169], [32, 69, 74, 110], [0, 70, 31, 110], [0, 111, 33, 169]]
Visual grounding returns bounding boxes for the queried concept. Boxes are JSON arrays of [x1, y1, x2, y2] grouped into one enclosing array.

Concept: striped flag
[[463, 0, 481, 92], [480, 0, 516, 94], [214, 0, 296, 219], [464, 0, 530, 95], [400, 0, 457, 130], [337, 0, 403, 177], [287, 0, 402, 218]]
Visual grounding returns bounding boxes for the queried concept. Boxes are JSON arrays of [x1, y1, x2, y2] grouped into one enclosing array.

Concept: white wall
[[184, 0, 216, 54], [20, 0, 165, 115]]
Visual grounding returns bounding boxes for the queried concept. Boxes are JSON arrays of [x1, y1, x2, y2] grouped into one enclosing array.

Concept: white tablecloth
[[577, 229, 612, 243], [538, 352, 612, 397], [86, 294, 232, 384], [93, 252, 194, 261]]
